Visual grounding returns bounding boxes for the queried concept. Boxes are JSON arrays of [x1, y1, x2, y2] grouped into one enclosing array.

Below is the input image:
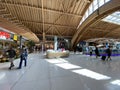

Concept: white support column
[[54, 36, 57, 51]]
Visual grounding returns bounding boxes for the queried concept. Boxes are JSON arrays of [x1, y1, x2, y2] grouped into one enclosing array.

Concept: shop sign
[[13, 34, 18, 40], [0, 31, 10, 40]]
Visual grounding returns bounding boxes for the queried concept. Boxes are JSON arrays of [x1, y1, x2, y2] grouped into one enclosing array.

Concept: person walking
[[106, 46, 112, 60], [89, 47, 93, 56], [7, 47, 16, 69], [17, 48, 27, 69], [95, 46, 99, 58], [24, 48, 28, 66]]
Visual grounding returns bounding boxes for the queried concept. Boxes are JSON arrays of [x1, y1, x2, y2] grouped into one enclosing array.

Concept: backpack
[[7, 49, 16, 58], [21, 52, 26, 60]]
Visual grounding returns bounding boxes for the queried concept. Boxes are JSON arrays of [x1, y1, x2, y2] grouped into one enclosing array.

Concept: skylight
[[102, 11, 120, 25], [77, 0, 111, 29]]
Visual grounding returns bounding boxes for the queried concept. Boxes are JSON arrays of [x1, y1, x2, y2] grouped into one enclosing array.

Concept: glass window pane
[[89, 4, 93, 15], [106, 15, 113, 19], [111, 17, 116, 20], [77, 0, 111, 29], [114, 12, 120, 16], [99, 0, 105, 7], [105, 0, 110, 3], [93, 5, 98, 11], [93, 0, 98, 11], [85, 10, 89, 18], [93, 0, 98, 5]]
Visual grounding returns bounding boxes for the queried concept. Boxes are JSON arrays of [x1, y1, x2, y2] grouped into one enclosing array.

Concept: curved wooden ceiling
[[81, 21, 120, 40], [72, 0, 120, 47], [0, 0, 92, 42], [2, 0, 119, 47]]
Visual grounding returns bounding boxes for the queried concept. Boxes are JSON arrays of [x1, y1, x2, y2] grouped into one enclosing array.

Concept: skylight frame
[[102, 11, 120, 25]]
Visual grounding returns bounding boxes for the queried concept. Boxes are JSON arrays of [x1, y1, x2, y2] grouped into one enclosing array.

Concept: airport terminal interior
[[0, 0, 120, 90]]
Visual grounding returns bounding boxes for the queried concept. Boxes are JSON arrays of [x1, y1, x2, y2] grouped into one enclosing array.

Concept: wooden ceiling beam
[[54, 27, 62, 36], [36, 34, 72, 38], [44, 0, 81, 34], [0, 8, 6, 11], [21, 20, 76, 28], [40, 7, 81, 18], [88, 27, 110, 32], [84, 0, 91, 3], [0, 14, 11, 18], [105, 27, 120, 37], [0, 11, 10, 15], [1, 2, 82, 17]]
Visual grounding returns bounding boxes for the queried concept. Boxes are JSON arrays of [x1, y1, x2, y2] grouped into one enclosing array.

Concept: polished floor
[[0, 52, 120, 90]]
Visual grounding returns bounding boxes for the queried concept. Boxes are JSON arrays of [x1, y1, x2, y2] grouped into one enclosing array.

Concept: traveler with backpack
[[106, 46, 112, 61], [17, 48, 28, 69], [7, 47, 16, 69]]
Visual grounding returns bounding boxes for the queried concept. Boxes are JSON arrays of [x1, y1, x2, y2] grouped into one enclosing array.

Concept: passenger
[[17, 48, 27, 69], [106, 46, 112, 60], [74, 46, 77, 54], [24, 48, 28, 64], [89, 47, 93, 56], [6, 47, 16, 70], [95, 46, 99, 58]]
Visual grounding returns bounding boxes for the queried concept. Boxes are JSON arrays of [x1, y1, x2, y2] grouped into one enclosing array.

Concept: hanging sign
[[13, 34, 18, 40]]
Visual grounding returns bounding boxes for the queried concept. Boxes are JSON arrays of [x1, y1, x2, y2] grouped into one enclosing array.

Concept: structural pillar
[[54, 36, 57, 51], [42, 32, 45, 53], [20, 35, 22, 49]]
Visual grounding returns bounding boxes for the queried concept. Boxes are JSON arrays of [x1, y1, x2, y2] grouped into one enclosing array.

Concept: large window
[[93, 0, 98, 11], [77, 0, 111, 29], [99, 0, 105, 7]]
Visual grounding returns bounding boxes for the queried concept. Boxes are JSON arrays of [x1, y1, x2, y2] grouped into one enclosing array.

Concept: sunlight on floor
[[72, 69, 111, 80], [55, 63, 82, 70], [111, 80, 120, 86], [45, 58, 68, 64], [0, 72, 6, 80], [46, 58, 111, 80]]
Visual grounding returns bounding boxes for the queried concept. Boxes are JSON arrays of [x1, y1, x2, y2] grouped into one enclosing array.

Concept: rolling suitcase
[[101, 56, 106, 60]]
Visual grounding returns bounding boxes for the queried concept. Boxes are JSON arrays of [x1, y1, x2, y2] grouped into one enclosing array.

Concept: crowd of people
[[89, 46, 112, 61], [6, 44, 112, 70]]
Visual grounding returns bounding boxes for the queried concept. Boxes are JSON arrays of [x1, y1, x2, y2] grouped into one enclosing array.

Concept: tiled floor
[[0, 52, 120, 90]]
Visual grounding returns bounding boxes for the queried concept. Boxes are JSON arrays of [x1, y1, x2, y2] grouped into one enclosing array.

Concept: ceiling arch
[[72, 0, 120, 47], [0, 0, 92, 43]]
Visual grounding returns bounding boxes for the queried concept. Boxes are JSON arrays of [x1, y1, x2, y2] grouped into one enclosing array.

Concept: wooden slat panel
[[0, 0, 93, 42]]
